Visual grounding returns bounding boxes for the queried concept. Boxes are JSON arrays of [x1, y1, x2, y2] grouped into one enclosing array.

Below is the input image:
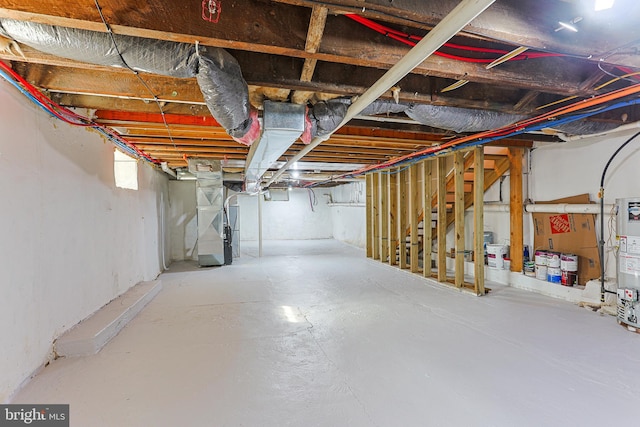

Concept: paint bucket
[[560, 253, 578, 271], [546, 251, 561, 268], [560, 253, 578, 286], [486, 244, 507, 269], [524, 261, 536, 277], [561, 270, 578, 286], [535, 250, 547, 266], [547, 267, 562, 283], [535, 264, 548, 280]]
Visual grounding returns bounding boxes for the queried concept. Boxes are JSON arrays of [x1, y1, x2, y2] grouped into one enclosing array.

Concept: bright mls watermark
[[0, 405, 68, 426]]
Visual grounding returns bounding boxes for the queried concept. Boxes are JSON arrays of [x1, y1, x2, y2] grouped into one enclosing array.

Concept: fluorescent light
[[291, 170, 300, 178], [555, 16, 582, 32], [557, 21, 579, 32], [594, 0, 615, 11]]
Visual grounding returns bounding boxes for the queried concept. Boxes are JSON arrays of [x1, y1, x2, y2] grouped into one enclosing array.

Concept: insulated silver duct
[[244, 101, 306, 193], [406, 104, 527, 133], [306, 98, 621, 138], [0, 18, 258, 144]]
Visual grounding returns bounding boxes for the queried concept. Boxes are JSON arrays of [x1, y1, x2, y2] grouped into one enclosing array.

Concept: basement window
[[114, 149, 138, 190]]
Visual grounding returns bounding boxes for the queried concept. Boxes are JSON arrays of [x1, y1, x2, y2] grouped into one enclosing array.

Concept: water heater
[[616, 197, 640, 329]]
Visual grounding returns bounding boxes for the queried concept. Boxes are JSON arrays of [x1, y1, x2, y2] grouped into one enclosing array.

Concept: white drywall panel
[[239, 188, 333, 240], [0, 83, 168, 402]]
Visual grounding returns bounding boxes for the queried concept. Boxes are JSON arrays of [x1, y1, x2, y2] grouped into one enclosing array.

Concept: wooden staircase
[[392, 146, 511, 267]]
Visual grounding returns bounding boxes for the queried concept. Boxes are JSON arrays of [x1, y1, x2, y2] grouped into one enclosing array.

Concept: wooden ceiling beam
[[272, 0, 640, 68], [292, 5, 328, 104], [0, 1, 599, 96]]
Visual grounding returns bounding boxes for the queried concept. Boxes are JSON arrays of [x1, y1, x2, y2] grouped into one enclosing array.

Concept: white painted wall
[[0, 82, 168, 402], [475, 129, 640, 275], [529, 130, 640, 277], [239, 188, 333, 240], [168, 180, 198, 261], [329, 182, 366, 248]]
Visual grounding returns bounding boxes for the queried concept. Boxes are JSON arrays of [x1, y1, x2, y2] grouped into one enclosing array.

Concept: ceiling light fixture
[[555, 16, 582, 32], [594, 0, 615, 11]]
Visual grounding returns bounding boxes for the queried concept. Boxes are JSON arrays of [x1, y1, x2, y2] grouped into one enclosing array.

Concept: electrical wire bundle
[[305, 80, 640, 187], [0, 60, 157, 163], [346, 14, 563, 64]]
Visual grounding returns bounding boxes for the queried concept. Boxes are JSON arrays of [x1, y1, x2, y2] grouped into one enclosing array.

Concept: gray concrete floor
[[13, 239, 640, 426]]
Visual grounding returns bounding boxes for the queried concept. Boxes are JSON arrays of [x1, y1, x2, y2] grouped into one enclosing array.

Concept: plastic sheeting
[[0, 18, 257, 144]]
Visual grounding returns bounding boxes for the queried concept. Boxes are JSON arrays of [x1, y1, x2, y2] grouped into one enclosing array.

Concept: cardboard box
[[532, 194, 600, 286]]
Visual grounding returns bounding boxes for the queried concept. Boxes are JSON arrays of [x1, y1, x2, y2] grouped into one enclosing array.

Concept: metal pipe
[[264, 0, 496, 188], [464, 203, 614, 213], [524, 203, 614, 214], [258, 190, 263, 258]]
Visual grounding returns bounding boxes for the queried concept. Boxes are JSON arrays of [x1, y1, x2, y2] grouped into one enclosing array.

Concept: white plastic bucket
[[487, 244, 507, 269], [535, 250, 547, 266], [535, 264, 547, 280]]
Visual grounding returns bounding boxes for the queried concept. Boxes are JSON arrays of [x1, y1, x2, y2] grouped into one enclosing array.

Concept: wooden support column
[[422, 160, 433, 278], [379, 172, 389, 263], [509, 147, 524, 272], [437, 157, 447, 282], [398, 168, 408, 269], [388, 171, 398, 266], [372, 172, 380, 260], [409, 164, 420, 273], [473, 147, 485, 295], [365, 173, 373, 258], [454, 152, 465, 289]]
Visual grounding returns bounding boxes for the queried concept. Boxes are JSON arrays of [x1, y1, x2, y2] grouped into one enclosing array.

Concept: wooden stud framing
[[422, 160, 433, 278], [379, 172, 389, 263], [473, 147, 485, 295], [388, 171, 398, 266], [371, 173, 380, 260], [398, 168, 408, 269], [454, 152, 465, 288], [409, 164, 420, 273], [437, 157, 447, 282], [509, 148, 524, 272], [366, 173, 373, 258]]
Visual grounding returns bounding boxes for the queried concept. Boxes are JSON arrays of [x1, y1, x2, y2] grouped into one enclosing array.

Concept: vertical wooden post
[[409, 164, 420, 273], [422, 160, 433, 278], [437, 157, 447, 282], [388, 170, 398, 266], [398, 168, 408, 269], [509, 147, 524, 273], [454, 152, 465, 288], [372, 172, 380, 260], [379, 172, 389, 263], [474, 147, 485, 295], [366, 173, 373, 258]]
